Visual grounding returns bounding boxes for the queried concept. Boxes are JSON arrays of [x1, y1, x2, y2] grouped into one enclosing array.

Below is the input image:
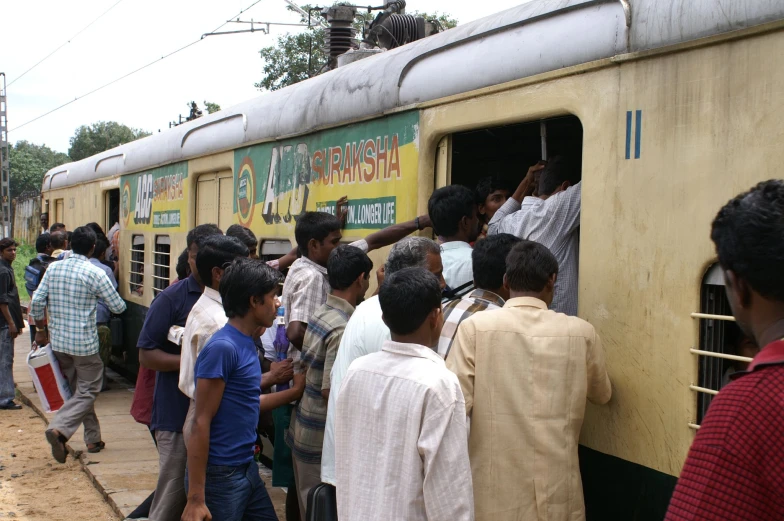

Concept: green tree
[[204, 101, 221, 114], [68, 121, 151, 162], [256, 8, 457, 91], [8, 141, 70, 196]]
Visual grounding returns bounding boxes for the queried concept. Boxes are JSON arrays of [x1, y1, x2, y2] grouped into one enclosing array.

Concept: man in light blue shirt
[[428, 185, 481, 293]]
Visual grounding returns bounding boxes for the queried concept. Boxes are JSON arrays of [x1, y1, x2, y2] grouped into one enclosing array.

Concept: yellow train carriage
[[40, 0, 784, 517]]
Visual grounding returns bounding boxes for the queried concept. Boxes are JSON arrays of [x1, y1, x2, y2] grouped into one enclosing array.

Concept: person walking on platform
[[0, 238, 25, 410], [30, 227, 126, 461]]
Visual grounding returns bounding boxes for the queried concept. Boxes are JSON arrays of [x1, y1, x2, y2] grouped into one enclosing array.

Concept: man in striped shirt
[[286, 244, 372, 517], [30, 226, 126, 463], [438, 234, 521, 358]]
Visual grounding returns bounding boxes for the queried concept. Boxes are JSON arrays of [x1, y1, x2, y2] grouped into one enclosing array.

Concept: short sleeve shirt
[[195, 324, 262, 467], [137, 275, 202, 432]]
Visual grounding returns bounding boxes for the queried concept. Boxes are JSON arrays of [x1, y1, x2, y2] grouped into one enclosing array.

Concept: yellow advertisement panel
[[120, 162, 189, 232]]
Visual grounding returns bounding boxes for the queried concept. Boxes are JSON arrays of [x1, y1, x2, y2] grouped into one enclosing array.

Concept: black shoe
[[0, 402, 22, 410]]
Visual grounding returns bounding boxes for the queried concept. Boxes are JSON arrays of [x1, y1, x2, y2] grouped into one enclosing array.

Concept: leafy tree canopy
[[204, 101, 221, 114], [256, 7, 457, 92], [68, 121, 151, 162], [9, 141, 70, 197]]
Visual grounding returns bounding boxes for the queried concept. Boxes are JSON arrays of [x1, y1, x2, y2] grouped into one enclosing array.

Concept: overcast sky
[[2, 0, 529, 154]]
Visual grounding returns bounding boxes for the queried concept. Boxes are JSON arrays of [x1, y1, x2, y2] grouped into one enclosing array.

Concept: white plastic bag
[[26, 343, 72, 413]]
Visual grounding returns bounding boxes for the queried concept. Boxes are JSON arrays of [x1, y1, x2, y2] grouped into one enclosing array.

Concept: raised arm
[[362, 214, 432, 252], [487, 162, 546, 236]]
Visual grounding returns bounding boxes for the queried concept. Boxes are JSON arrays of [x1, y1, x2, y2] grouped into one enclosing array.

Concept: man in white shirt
[[335, 267, 473, 521], [488, 157, 581, 315], [428, 185, 481, 292], [321, 236, 445, 485]]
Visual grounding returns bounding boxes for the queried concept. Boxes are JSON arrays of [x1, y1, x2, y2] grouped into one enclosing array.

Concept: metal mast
[[0, 74, 10, 238]]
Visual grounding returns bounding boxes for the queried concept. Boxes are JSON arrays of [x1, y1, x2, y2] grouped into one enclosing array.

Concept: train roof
[[42, 0, 784, 191]]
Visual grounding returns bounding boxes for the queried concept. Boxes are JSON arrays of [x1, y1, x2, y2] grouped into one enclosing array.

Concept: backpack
[[25, 255, 52, 297]]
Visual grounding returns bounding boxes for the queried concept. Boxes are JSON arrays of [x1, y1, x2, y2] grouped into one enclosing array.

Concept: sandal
[[45, 429, 68, 463], [87, 441, 106, 453]]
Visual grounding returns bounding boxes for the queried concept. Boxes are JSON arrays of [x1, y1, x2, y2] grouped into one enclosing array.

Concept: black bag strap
[[442, 280, 474, 302]]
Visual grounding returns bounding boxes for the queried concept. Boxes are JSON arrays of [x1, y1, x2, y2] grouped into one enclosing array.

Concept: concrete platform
[[13, 330, 288, 519]]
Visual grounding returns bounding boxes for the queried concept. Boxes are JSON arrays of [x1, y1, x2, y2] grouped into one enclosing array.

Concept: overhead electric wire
[[8, 0, 126, 88], [10, 0, 267, 132]]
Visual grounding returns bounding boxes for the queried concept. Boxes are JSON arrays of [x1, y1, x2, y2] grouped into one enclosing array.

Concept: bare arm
[[286, 321, 307, 350], [139, 348, 181, 372], [261, 358, 294, 390], [0, 304, 18, 338], [275, 248, 298, 272], [182, 378, 225, 521], [259, 373, 305, 411], [364, 214, 432, 252]]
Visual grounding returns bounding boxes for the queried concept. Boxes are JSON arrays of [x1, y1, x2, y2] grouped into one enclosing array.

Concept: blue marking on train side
[[625, 111, 632, 160], [635, 110, 642, 159]]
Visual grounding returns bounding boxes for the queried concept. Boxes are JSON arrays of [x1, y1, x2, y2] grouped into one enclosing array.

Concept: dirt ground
[[0, 403, 119, 521]]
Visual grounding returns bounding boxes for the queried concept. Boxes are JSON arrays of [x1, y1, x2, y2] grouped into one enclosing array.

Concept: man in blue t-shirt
[[137, 224, 221, 521], [182, 257, 305, 521]]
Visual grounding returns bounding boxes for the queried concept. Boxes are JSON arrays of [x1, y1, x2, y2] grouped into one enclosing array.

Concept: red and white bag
[[26, 343, 72, 413]]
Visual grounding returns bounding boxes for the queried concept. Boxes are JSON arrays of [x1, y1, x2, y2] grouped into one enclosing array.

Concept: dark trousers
[[186, 460, 278, 521]]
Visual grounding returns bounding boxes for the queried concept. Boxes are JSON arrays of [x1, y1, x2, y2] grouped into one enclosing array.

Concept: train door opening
[[105, 189, 119, 231], [196, 171, 234, 230]]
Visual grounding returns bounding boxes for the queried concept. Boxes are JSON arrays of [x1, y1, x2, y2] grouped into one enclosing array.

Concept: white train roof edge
[[41, 0, 784, 192]]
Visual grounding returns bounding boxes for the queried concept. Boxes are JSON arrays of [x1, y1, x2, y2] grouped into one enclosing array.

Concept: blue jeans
[[0, 327, 15, 406], [186, 461, 278, 521]]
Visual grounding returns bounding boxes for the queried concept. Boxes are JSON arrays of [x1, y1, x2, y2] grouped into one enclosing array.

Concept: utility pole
[[0, 74, 10, 238]]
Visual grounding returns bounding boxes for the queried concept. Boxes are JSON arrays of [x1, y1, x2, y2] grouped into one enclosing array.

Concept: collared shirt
[[438, 289, 505, 358], [321, 294, 390, 484], [88, 258, 117, 324], [335, 340, 474, 521], [179, 286, 227, 399], [440, 241, 474, 291], [137, 274, 202, 432], [0, 259, 23, 330], [664, 340, 784, 521], [30, 254, 126, 356], [286, 294, 355, 464], [281, 239, 368, 361], [487, 182, 581, 316], [446, 296, 611, 521]]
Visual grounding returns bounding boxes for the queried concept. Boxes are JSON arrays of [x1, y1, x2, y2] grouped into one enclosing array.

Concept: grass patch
[[14, 242, 36, 306]]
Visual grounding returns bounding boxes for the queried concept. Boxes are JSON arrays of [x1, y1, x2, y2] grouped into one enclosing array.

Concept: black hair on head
[[294, 212, 341, 256], [379, 267, 442, 335], [226, 224, 259, 252], [427, 185, 476, 237], [49, 231, 66, 249], [504, 240, 559, 292], [70, 226, 97, 256], [711, 179, 784, 302], [220, 257, 284, 318], [35, 234, 51, 254], [475, 176, 514, 206], [176, 247, 190, 280], [196, 235, 250, 287], [472, 233, 522, 290], [0, 238, 17, 252], [186, 224, 222, 249], [538, 156, 579, 196], [327, 245, 373, 290]]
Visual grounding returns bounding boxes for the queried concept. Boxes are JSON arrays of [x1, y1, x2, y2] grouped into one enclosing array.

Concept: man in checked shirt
[[488, 157, 581, 316], [30, 226, 127, 463]]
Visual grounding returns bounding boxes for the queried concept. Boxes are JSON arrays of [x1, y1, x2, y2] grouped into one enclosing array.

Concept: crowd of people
[[1, 160, 781, 521]]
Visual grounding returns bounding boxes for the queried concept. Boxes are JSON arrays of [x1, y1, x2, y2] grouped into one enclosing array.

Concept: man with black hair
[[136, 223, 222, 521], [488, 158, 581, 315], [0, 239, 24, 410], [175, 247, 190, 282], [50, 230, 68, 258], [182, 258, 305, 521], [49, 222, 65, 234], [437, 233, 521, 358], [335, 267, 473, 521], [88, 237, 117, 392], [665, 180, 784, 521], [321, 236, 445, 487], [447, 240, 611, 521], [286, 245, 372, 515], [30, 227, 126, 462], [428, 185, 481, 292], [26, 234, 55, 344], [227, 224, 260, 259], [475, 176, 513, 240]]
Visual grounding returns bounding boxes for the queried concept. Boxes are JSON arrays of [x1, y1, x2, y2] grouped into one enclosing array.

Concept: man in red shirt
[[665, 180, 784, 521]]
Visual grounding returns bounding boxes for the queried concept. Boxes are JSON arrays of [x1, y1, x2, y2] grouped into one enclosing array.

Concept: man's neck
[[509, 290, 548, 302], [228, 316, 258, 337], [331, 289, 357, 307], [752, 312, 784, 348], [442, 234, 469, 244], [391, 331, 434, 349], [479, 286, 508, 301]]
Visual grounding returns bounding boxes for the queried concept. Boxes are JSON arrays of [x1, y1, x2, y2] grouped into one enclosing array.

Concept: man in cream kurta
[[447, 240, 611, 521]]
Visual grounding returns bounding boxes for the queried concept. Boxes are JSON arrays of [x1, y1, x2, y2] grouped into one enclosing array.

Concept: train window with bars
[[153, 235, 171, 297], [129, 235, 145, 297], [690, 264, 759, 428]]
